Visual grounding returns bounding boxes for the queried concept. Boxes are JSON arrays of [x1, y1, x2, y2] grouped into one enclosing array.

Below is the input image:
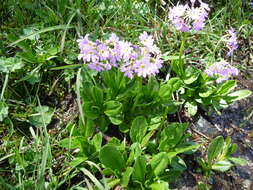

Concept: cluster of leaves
[[57, 56, 250, 189], [1, 0, 252, 189], [168, 58, 252, 116]]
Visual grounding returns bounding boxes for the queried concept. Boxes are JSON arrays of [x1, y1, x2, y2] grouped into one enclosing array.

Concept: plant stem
[[130, 77, 142, 115], [179, 33, 186, 76], [1, 73, 9, 100]]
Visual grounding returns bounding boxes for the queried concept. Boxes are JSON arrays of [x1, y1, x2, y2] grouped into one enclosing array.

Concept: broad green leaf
[[0, 101, 8, 122], [185, 101, 198, 116], [149, 181, 169, 190], [211, 160, 233, 172], [207, 136, 224, 164], [132, 155, 146, 183], [91, 133, 102, 151], [216, 80, 236, 95], [159, 83, 172, 102], [167, 77, 182, 92], [59, 136, 82, 149], [15, 65, 41, 85], [199, 87, 214, 98], [130, 116, 148, 143], [171, 156, 187, 171], [143, 77, 159, 98], [80, 118, 94, 138], [69, 157, 88, 168], [99, 145, 125, 171], [148, 116, 163, 130], [0, 57, 24, 73], [184, 67, 200, 84], [141, 130, 155, 147], [173, 143, 200, 156], [228, 157, 247, 166], [121, 167, 134, 187], [126, 143, 142, 166], [29, 106, 54, 127], [91, 86, 104, 105], [159, 123, 188, 151], [150, 152, 169, 176], [228, 90, 252, 101], [95, 115, 110, 132], [83, 102, 100, 119], [104, 100, 123, 125]]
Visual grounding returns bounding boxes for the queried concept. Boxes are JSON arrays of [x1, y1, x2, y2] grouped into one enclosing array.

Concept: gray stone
[[195, 116, 220, 138], [242, 179, 252, 190]]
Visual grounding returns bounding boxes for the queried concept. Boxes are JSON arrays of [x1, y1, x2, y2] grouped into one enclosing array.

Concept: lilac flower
[[205, 60, 239, 83], [226, 28, 238, 56], [168, 0, 209, 32], [77, 32, 163, 79], [97, 43, 110, 61], [88, 62, 104, 72], [106, 33, 119, 45], [120, 64, 134, 79], [118, 40, 133, 61], [169, 4, 190, 32]]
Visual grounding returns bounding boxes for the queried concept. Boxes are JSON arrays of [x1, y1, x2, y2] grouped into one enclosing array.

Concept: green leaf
[[159, 123, 188, 151], [132, 155, 146, 183], [69, 157, 88, 168], [130, 116, 148, 143], [149, 181, 169, 190], [121, 167, 134, 187], [104, 100, 123, 125], [80, 168, 106, 190], [216, 80, 236, 95], [148, 116, 163, 130], [228, 90, 252, 101], [143, 77, 159, 98], [173, 143, 200, 155], [171, 156, 187, 171], [183, 67, 199, 84], [199, 87, 214, 98], [99, 145, 125, 171], [91, 133, 102, 151], [162, 54, 184, 61], [211, 160, 233, 172], [0, 57, 24, 73], [83, 101, 100, 119], [91, 86, 104, 105], [185, 101, 198, 116], [159, 83, 172, 102], [167, 77, 182, 92], [9, 25, 74, 46], [59, 136, 82, 149], [0, 101, 8, 122], [228, 157, 247, 166], [21, 65, 41, 85], [28, 106, 54, 127], [150, 152, 169, 176], [207, 136, 224, 164]]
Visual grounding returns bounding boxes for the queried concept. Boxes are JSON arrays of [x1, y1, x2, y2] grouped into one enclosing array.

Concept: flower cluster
[[205, 60, 239, 83], [168, 0, 210, 32], [226, 28, 238, 56], [77, 32, 163, 78]]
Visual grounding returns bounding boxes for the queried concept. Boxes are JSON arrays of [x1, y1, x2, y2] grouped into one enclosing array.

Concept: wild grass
[[0, 0, 252, 189]]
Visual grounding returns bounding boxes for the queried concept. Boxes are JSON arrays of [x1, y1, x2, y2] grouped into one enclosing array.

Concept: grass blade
[[9, 25, 74, 46]]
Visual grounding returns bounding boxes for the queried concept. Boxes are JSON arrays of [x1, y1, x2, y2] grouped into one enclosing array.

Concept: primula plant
[[72, 12, 251, 187], [2, 0, 252, 189]]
